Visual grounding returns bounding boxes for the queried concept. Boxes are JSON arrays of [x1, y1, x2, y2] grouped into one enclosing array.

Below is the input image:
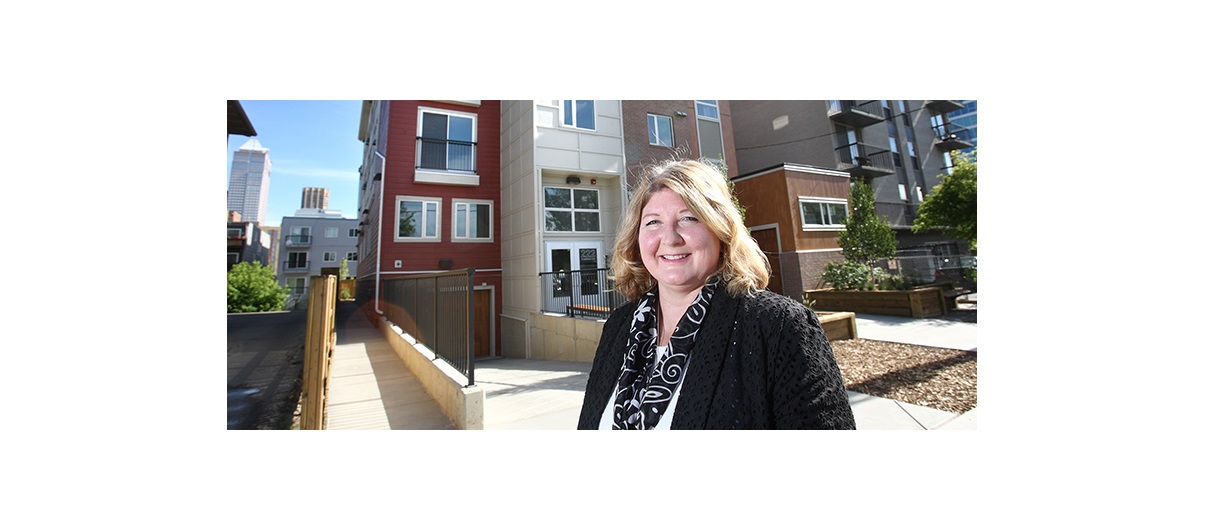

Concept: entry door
[[544, 241, 603, 311], [473, 289, 492, 357]]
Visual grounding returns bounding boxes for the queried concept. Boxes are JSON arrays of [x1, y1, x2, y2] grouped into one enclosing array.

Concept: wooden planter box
[[816, 311, 857, 341], [806, 286, 946, 318]]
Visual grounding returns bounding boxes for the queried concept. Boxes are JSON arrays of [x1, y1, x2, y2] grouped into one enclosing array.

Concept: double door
[[544, 241, 603, 311]]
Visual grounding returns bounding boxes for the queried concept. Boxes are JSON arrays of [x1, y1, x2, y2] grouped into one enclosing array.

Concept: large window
[[695, 100, 724, 163], [453, 199, 493, 242], [648, 114, 673, 147], [395, 196, 440, 241], [799, 198, 848, 229], [544, 187, 600, 232], [417, 109, 477, 173], [286, 251, 309, 270], [562, 100, 595, 130]]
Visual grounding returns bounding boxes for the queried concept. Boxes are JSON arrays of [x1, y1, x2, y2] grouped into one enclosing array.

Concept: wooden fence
[[300, 275, 337, 429]]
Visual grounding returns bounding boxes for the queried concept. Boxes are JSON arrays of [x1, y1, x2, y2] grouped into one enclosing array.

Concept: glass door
[[544, 241, 603, 312]]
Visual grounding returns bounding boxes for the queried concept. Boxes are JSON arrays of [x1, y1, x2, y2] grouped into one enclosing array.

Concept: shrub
[[821, 261, 915, 291]]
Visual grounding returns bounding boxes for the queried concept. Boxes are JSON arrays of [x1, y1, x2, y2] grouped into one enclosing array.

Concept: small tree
[[227, 261, 288, 313], [838, 180, 897, 265], [912, 149, 977, 252], [339, 258, 350, 280]]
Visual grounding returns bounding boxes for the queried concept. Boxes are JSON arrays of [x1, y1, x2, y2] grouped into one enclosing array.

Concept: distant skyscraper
[[227, 139, 271, 225], [301, 187, 330, 209]]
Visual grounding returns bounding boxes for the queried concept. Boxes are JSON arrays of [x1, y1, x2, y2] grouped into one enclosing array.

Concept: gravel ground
[[830, 308, 977, 414]]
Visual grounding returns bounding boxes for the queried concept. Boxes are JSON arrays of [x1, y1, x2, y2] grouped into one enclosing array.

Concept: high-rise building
[[227, 138, 271, 225], [301, 187, 330, 209]]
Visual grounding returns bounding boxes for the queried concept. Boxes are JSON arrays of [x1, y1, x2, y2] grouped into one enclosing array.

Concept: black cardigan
[[577, 287, 856, 429]]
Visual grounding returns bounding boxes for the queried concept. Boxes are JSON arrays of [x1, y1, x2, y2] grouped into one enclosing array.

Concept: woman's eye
[[681, 216, 698, 223], [644, 219, 660, 227]]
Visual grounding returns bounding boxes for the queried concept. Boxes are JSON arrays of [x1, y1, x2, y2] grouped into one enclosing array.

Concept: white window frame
[[798, 197, 849, 230], [648, 113, 673, 147], [451, 198, 495, 243], [346, 251, 358, 262], [227, 228, 244, 238], [286, 251, 309, 270], [348, 228, 359, 238], [415, 107, 479, 186], [543, 186, 601, 233], [561, 100, 596, 130], [394, 196, 441, 242], [286, 277, 307, 296], [325, 227, 338, 238], [323, 252, 337, 262]]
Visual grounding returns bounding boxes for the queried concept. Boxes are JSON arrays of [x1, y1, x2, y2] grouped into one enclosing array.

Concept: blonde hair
[[611, 159, 770, 301]]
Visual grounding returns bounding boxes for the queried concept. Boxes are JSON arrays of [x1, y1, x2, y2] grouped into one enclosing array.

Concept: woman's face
[[639, 188, 722, 298]]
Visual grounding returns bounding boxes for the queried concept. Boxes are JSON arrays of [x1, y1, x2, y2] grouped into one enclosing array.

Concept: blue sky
[[226, 100, 364, 226]]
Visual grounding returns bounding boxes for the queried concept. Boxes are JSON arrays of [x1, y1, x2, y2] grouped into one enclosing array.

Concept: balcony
[[835, 142, 894, 179], [827, 100, 887, 128], [284, 235, 312, 247], [284, 260, 309, 273], [925, 100, 964, 114], [932, 123, 975, 151]]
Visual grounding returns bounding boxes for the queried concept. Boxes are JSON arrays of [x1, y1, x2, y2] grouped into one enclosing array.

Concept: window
[[228, 252, 240, 266], [227, 228, 243, 238], [544, 187, 600, 232], [287, 226, 311, 245], [325, 227, 338, 238], [915, 187, 924, 202], [899, 184, 908, 201], [286, 277, 306, 296], [348, 228, 360, 238], [286, 251, 308, 269], [324, 252, 337, 262], [346, 252, 358, 262], [395, 196, 440, 241], [695, 100, 724, 163], [648, 114, 673, 147], [562, 100, 596, 130], [453, 199, 494, 241], [417, 108, 477, 173], [799, 198, 848, 229]]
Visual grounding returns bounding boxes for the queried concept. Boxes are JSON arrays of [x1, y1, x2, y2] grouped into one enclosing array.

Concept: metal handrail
[[539, 268, 624, 317], [382, 269, 476, 387]]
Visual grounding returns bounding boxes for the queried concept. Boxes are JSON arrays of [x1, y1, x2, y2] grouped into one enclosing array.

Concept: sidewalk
[[324, 303, 976, 430]]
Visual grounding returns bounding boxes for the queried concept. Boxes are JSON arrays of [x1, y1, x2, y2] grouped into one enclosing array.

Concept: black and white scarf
[[611, 279, 719, 429]]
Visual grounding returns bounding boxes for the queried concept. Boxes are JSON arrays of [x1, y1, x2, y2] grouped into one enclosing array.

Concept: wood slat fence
[[300, 275, 337, 429]]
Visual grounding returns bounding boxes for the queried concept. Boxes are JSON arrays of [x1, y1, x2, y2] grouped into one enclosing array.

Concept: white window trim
[[798, 196, 849, 231], [323, 252, 337, 262], [648, 113, 673, 147], [561, 100, 596, 131], [451, 198, 495, 243], [325, 227, 338, 238], [394, 195, 442, 242], [346, 252, 358, 262], [544, 186, 602, 233], [415, 106, 480, 186]]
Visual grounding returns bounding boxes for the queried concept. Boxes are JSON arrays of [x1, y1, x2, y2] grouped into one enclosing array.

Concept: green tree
[[339, 258, 350, 280], [838, 180, 897, 265], [912, 149, 977, 251], [227, 261, 288, 313]]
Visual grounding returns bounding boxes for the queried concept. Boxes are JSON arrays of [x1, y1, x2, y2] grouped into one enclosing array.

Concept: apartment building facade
[[355, 100, 503, 357], [278, 211, 360, 305], [728, 100, 973, 291], [227, 211, 272, 271]]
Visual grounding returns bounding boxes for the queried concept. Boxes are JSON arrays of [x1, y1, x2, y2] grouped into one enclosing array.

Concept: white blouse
[[598, 345, 687, 430]]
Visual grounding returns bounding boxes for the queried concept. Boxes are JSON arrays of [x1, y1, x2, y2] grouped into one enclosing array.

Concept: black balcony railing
[[540, 268, 626, 318], [285, 235, 312, 247], [382, 269, 476, 386], [835, 142, 894, 178], [417, 137, 477, 172], [931, 122, 975, 151], [284, 260, 308, 271]]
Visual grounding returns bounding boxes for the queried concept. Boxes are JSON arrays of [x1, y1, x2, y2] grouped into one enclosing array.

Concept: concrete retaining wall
[[378, 316, 484, 430]]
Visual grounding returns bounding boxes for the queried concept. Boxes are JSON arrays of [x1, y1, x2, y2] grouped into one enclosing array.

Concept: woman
[[577, 160, 856, 429]]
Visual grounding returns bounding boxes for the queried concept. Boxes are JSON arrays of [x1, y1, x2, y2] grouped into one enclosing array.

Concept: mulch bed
[[829, 308, 977, 414]]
